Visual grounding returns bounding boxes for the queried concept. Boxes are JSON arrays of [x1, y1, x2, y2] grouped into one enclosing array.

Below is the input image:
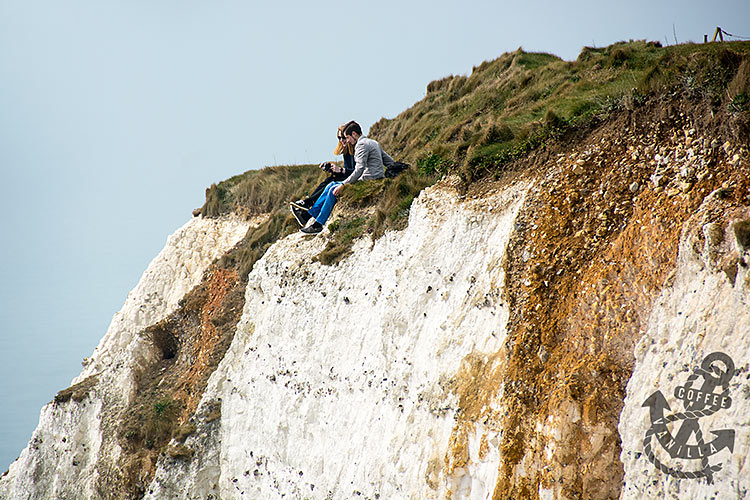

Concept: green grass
[[154, 399, 174, 417], [197, 164, 323, 277], [199, 40, 750, 267], [370, 40, 750, 180]]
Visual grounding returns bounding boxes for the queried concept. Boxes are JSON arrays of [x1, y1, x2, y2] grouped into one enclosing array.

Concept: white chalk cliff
[[619, 199, 750, 500], [1, 121, 749, 500], [0, 216, 251, 500], [144, 180, 529, 500]]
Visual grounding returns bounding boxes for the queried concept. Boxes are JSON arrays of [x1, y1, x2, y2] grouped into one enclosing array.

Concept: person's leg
[[307, 182, 334, 218], [308, 182, 340, 225], [303, 176, 336, 206]]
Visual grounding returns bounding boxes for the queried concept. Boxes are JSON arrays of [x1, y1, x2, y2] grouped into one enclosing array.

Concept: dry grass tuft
[[200, 164, 321, 218]]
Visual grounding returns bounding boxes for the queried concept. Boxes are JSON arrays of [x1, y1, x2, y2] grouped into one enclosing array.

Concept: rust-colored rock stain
[[445, 99, 749, 500]]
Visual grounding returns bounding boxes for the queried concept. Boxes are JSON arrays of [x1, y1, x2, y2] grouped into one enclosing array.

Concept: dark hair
[[343, 121, 362, 137], [337, 120, 355, 139]]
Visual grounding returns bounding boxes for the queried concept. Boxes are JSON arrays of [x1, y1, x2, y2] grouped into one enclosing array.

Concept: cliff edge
[[1, 41, 749, 500]]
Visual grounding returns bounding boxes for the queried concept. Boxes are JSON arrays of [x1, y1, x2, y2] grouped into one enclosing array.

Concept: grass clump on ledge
[[121, 395, 183, 451], [197, 164, 322, 277], [200, 164, 322, 218]]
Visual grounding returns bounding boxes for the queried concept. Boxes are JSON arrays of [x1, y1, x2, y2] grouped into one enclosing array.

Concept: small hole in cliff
[[734, 220, 750, 252], [150, 328, 178, 360]]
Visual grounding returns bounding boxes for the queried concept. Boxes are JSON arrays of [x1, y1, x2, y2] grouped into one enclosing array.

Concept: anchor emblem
[[642, 352, 737, 483]]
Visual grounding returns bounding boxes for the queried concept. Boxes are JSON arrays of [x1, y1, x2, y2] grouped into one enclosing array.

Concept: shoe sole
[[290, 201, 309, 211], [291, 207, 311, 227], [300, 224, 323, 235]]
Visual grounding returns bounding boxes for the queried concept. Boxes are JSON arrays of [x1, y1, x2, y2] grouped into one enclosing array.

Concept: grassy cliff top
[[370, 40, 750, 180], [199, 39, 750, 275]]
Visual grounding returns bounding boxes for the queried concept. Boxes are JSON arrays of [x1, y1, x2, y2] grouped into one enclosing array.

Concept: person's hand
[[333, 184, 343, 196]]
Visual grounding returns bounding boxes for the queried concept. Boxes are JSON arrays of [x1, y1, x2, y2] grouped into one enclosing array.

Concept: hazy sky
[[1, 0, 748, 471]]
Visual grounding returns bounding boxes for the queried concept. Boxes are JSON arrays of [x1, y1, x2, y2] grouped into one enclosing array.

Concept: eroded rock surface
[[2, 102, 749, 500]]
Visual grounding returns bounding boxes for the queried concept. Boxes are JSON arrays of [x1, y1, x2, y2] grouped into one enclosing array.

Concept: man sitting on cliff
[[295, 121, 396, 235]]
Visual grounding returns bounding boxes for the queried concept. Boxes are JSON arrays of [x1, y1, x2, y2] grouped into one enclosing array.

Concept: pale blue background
[[1, 0, 748, 471]]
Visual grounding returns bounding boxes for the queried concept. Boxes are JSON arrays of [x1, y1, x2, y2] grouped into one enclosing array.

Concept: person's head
[[343, 121, 362, 144], [337, 120, 356, 142]]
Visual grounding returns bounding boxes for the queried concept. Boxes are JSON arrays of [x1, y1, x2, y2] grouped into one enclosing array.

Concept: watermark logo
[[642, 352, 737, 484]]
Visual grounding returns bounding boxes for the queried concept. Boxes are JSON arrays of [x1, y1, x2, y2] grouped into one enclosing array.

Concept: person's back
[[342, 122, 395, 185], [345, 136, 394, 183]]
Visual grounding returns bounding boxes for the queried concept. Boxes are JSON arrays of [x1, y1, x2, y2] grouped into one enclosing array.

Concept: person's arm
[[342, 142, 368, 184]]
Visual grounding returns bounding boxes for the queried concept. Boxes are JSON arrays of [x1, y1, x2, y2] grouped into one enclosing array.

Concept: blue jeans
[[308, 182, 341, 226]]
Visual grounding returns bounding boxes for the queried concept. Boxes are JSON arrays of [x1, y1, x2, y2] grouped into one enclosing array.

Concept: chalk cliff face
[[1, 105, 749, 500], [619, 199, 750, 500], [0, 216, 251, 500], [144, 179, 530, 500]]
